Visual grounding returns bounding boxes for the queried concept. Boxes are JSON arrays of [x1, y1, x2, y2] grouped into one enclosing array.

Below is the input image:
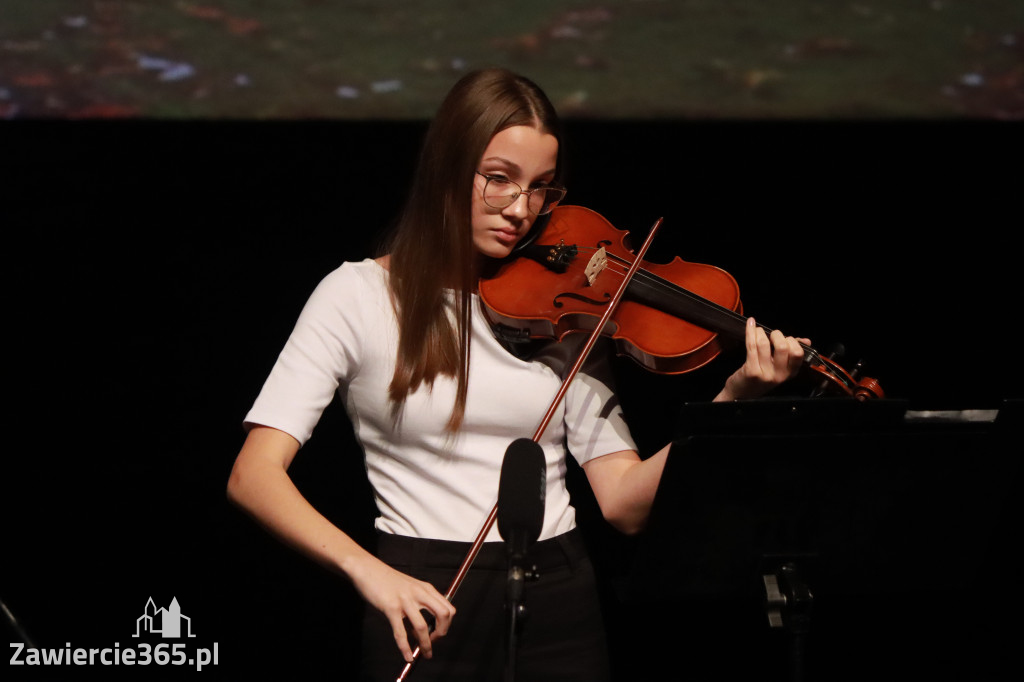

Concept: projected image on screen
[[2, 1, 1020, 120]]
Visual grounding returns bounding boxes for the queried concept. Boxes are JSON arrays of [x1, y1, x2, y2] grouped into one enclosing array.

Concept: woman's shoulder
[[318, 257, 389, 291], [294, 258, 390, 319]]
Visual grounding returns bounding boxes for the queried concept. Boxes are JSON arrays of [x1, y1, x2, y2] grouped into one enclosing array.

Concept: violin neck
[[626, 271, 818, 360], [625, 271, 747, 339]]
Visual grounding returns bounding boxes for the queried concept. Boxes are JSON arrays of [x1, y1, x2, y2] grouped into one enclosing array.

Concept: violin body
[[481, 205, 744, 374], [480, 205, 883, 400]]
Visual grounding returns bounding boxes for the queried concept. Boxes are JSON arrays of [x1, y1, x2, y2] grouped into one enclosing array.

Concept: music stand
[[622, 398, 1020, 682]]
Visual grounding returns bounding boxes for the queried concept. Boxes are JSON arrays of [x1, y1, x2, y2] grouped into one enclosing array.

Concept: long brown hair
[[383, 68, 563, 430]]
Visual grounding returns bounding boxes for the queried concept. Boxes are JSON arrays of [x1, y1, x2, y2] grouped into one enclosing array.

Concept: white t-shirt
[[245, 259, 636, 542]]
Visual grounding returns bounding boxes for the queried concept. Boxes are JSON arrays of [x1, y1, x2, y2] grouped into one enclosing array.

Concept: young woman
[[227, 68, 806, 681]]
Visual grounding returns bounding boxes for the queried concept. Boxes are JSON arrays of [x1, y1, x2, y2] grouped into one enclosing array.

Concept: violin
[[479, 205, 883, 400]]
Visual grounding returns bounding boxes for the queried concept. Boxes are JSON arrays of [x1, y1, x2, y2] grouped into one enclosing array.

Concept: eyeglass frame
[[475, 172, 566, 216]]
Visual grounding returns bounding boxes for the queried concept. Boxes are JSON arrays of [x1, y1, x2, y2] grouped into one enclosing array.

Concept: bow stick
[[396, 216, 665, 681]]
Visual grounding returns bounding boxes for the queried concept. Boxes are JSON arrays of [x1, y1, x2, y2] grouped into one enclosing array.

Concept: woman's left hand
[[714, 317, 808, 401]]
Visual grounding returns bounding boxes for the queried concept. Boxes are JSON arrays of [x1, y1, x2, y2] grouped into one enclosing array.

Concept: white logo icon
[[132, 597, 195, 638]]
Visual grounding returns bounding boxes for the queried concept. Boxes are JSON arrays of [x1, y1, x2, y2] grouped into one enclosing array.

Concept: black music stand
[[622, 398, 1021, 682]]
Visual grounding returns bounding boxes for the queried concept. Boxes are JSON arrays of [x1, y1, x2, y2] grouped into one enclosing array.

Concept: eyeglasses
[[476, 172, 566, 216]]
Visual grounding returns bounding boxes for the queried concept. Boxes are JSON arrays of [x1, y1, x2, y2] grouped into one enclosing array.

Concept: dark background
[[3, 118, 1021, 680]]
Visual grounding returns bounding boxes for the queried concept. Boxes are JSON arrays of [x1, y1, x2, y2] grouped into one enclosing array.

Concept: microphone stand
[[504, 545, 538, 682], [505, 562, 525, 682]]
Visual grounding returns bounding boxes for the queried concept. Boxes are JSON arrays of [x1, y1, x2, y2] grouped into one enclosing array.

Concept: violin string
[[565, 246, 836, 378], [591, 250, 748, 326], [566, 246, 804, 335]]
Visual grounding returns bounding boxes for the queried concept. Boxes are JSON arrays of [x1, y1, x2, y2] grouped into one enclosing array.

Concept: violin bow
[[395, 216, 664, 681]]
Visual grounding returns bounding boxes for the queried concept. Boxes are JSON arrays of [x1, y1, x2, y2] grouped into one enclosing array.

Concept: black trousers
[[359, 529, 611, 682]]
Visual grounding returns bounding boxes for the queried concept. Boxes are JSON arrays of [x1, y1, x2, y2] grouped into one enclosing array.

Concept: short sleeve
[[561, 344, 637, 465], [243, 262, 373, 445]]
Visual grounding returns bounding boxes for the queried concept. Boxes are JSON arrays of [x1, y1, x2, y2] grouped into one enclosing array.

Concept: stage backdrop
[[3, 1, 1021, 120]]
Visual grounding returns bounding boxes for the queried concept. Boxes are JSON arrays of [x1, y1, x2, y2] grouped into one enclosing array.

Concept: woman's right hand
[[227, 426, 456, 662], [345, 554, 456, 662]]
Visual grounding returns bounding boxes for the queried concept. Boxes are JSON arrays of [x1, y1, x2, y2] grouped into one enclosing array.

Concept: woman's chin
[[475, 237, 520, 260]]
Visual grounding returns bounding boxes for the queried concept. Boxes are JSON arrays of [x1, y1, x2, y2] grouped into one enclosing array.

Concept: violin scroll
[[806, 351, 884, 401]]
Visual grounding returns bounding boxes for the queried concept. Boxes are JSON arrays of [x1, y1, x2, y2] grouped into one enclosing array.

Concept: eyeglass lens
[[483, 178, 563, 215]]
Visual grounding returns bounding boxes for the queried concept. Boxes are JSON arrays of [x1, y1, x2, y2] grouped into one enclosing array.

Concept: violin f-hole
[[552, 292, 612, 309]]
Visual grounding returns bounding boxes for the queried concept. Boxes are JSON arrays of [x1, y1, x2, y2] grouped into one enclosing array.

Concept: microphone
[[498, 438, 545, 678], [497, 438, 546, 563]]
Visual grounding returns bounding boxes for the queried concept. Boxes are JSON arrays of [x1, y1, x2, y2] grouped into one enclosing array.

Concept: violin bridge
[[584, 246, 608, 286]]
